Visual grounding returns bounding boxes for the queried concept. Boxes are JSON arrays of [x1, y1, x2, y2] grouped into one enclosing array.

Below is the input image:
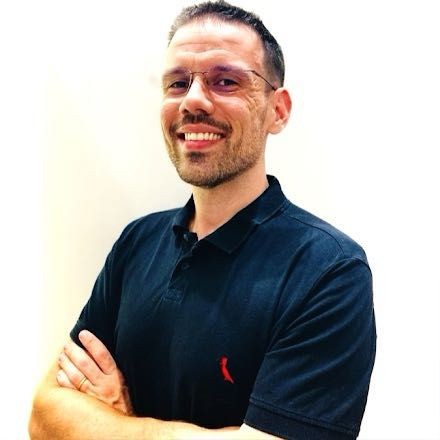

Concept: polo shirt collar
[[172, 175, 287, 254]]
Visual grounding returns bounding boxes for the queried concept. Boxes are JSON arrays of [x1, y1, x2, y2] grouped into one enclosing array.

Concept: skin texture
[[161, 19, 291, 239], [55, 332, 282, 439], [161, 19, 290, 191], [29, 18, 291, 440], [56, 331, 133, 416]]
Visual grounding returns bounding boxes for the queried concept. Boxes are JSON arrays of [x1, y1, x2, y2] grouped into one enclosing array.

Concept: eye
[[207, 67, 251, 93], [210, 74, 241, 92], [217, 77, 238, 87], [163, 75, 190, 95], [169, 79, 189, 90]]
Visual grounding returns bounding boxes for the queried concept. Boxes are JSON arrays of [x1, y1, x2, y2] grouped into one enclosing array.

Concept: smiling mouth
[[178, 132, 224, 141]]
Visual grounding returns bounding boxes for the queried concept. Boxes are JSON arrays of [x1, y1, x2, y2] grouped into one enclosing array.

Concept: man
[[29, 1, 376, 439]]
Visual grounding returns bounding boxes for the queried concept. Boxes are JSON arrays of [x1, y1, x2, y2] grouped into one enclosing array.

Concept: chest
[[112, 241, 283, 421]]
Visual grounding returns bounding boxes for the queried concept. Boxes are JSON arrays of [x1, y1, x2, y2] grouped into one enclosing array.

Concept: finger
[[56, 368, 76, 390], [58, 352, 90, 391], [63, 340, 102, 385], [79, 330, 117, 375]]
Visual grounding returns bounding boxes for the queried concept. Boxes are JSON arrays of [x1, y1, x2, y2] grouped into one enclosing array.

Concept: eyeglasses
[[162, 65, 277, 97]]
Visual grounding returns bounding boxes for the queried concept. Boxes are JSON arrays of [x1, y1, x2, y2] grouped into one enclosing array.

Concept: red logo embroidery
[[220, 356, 234, 384]]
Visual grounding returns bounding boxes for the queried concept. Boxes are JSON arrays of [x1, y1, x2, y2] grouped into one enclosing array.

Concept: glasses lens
[[161, 66, 261, 96], [206, 67, 251, 93], [162, 70, 191, 96]]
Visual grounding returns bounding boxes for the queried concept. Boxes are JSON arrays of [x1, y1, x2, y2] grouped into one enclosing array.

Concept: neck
[[189, 167, 269, 239]]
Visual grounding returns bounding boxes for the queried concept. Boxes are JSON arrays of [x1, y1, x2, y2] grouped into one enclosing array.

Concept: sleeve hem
[[245, 401, 357, 440]]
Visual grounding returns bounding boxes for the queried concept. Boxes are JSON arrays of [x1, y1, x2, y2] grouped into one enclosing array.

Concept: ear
[[267, 88, 292, 134]]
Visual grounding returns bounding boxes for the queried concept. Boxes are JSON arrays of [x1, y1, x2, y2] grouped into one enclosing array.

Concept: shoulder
[[122, 208, 179, 238], [255, 199, 370, 283], [109, 208, 180, 256], [281, 203, 355, 250]]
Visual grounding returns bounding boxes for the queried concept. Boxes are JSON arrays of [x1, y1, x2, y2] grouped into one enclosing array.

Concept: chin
[[177, 166, 246, 189]]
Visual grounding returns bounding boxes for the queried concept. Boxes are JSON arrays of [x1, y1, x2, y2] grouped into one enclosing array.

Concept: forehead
[[165, 19, 265, 70]]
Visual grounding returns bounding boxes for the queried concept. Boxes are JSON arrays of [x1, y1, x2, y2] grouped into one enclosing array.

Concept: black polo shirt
[[71, 176, 376, 440]]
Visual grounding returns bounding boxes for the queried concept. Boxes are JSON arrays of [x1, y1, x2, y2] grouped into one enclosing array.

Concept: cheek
[[217, 99, 250, 133], [160, 101, 177, 131], [225, 96, 264, 128]]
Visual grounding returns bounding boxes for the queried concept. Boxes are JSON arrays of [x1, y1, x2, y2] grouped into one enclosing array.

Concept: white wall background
[[1, 1, 439, 438]]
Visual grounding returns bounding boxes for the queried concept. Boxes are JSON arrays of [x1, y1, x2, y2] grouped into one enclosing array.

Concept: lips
[[175, 123, 226, 150]]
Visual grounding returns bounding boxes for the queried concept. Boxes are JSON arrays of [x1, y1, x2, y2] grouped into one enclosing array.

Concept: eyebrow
[[162, 64, 245, 76], [162, 67, 189, 76]]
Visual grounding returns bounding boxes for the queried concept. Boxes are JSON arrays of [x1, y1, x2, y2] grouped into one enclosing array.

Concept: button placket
[[163, 232, 201, 301]]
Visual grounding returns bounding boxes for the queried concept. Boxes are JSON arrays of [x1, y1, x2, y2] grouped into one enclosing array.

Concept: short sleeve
[[70, 238, 124, 355], [245, 258, 376, 440]]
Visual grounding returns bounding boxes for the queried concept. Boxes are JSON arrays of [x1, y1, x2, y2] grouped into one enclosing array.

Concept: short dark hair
[[168, 0, 285, 87]]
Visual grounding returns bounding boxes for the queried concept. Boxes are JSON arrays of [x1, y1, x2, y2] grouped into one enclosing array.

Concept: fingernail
[[79, 330, 90, 341]]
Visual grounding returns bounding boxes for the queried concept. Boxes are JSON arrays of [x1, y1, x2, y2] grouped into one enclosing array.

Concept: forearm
[[29, 379, 133, 439], [29, 365, 236, 440], [29, 383, 267, 439], [30, 389, 242, 440]]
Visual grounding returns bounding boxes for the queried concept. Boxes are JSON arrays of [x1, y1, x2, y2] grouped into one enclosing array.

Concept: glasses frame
[[162, 66, 278, 96]]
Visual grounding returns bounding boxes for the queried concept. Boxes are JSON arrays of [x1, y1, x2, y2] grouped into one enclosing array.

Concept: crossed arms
[[28, 330, 281, 439]]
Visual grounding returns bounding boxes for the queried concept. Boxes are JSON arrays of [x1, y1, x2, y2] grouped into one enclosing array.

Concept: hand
[[57, 330, 133, 415]]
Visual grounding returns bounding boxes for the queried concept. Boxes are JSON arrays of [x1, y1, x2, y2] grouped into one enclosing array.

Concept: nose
[[178, 76, 214, 115]]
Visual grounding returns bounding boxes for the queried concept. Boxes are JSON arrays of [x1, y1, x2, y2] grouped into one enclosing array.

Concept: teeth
[[184, 133, 222, 141]]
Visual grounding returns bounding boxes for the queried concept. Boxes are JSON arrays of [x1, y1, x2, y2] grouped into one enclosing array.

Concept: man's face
[[160, 19, 275, 188]]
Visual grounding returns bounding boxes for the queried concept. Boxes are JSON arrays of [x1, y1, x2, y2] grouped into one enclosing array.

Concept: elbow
[[28, 397, 43, 439], [28, 386, 56, 440], [28, 389, 47, 440], [28, 412, 41, 440]]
